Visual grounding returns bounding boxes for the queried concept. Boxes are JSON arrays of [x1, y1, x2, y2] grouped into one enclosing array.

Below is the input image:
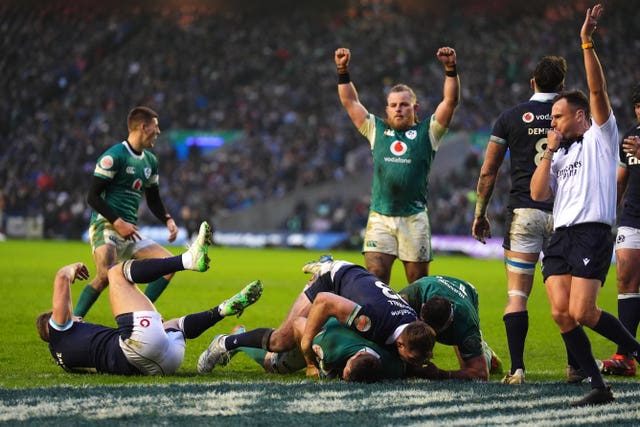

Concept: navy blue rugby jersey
[[48, 321, 141, 375], [490, 95, 556, 211], [305, 264, 418, 346], [618, 124, 640, 228]]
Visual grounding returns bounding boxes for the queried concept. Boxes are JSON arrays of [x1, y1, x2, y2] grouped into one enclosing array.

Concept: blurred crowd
[[1, 0, 639, 241]]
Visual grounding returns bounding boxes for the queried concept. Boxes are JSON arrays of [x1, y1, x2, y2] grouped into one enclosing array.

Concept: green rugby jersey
[[313, 317, 405, 379], [399, 276, 483, 360], [90, 141, 159, 225], [359, 114, 447, 216]]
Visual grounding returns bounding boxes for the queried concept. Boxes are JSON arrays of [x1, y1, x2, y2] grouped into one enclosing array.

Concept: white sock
[[181, 252, 193, 269]]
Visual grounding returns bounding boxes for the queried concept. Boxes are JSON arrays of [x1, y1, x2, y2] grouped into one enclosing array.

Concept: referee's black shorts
[[541, 222, 614, 285]]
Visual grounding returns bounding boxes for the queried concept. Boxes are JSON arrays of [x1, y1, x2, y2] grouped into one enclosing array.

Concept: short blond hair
[[388, 84, 417, 104]]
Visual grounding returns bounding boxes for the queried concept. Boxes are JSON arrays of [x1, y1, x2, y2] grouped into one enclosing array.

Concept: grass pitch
[[1, 240, 639, 425]]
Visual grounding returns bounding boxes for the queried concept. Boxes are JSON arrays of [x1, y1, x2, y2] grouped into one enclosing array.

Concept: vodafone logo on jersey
[[99, 155, 114, 170], [522, 112, 534, 123], [132, 179, 143, 191], [354, 315, 372, 332], [390, 140, 407, 156]]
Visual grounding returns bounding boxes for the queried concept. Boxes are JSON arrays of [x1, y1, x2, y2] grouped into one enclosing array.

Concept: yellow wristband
[[581, 41, 594, 50], [542, 152, 553, 161]]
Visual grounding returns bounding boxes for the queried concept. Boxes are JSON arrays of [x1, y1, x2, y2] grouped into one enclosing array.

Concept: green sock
[[73, 285, 101, 317], [144, 277, 170, 302], [239, 346, 268, 366]]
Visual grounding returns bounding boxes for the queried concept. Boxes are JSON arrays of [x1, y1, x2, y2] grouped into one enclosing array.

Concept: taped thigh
[[504, 256, 536, 275]]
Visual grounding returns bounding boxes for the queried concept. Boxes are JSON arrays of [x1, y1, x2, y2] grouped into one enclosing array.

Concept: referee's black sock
[[561, 326, 606, 389]]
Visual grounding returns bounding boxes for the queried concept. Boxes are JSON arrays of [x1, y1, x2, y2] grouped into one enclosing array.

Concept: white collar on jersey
[[530, 92, 558, 102]]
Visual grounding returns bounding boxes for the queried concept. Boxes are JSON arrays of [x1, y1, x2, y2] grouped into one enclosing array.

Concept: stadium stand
[[1, 0, 639, 242]]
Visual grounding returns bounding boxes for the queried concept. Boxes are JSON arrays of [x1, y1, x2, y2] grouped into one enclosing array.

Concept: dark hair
[[631, 83, 640, 105], [36, 311, 53, 342], [533, 56, 567, 93], [421, 296, 452, 332], [343, 353, 383, 383], [127, 106, 159, 131], [402, 321, 436, 361], [553, 90, 590, 118]]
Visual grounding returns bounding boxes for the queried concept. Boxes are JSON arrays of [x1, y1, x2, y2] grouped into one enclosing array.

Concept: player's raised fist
[[436, 47, 456, 66], [335, 48, 351, 68]]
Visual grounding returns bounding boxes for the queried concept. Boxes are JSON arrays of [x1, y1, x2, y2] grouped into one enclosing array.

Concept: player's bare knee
[[106, 267, 121, 287], [570, 307, 599, 328]]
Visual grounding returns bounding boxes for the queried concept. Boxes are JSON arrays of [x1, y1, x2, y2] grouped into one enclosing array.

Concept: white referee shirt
[[549, 111, 618, 228]]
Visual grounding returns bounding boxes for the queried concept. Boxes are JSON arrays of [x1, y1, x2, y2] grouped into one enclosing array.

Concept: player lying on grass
[[226, 319, 406, 382], [36, 221, 262, 375], [229, 316, 484, 383], [224, 259, 500, 381], [398, 275, 502, 381], [197, 257, 435, 373]]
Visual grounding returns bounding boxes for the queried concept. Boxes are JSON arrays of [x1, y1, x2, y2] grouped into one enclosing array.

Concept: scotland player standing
[[601, 84, 640, 376], [472, 56, 583, 384]]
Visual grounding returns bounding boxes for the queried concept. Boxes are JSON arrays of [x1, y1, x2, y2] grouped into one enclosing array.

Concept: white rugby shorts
[[363, 210, 431, 262], [505, 208, 553, 253], [119, 311, 185, 375], [615, 226, 640, 250]]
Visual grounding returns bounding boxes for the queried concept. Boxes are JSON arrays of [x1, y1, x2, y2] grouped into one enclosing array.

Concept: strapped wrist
[[338, 72, 351, 84], [474, 195, 489, 218], [445, 64, 457, 77]]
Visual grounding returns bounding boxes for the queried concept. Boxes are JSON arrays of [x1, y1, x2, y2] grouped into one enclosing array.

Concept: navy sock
[[224, 328, 274, 350], [592, 310, 640, 359], [617, 297, 640, 356], [126, 256, 183, 283], [561, 326, 605, 389], [181, 309, 223, 339], [504, 311, 528, 374]]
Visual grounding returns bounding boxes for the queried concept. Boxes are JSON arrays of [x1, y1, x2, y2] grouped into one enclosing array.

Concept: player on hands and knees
[[197, 257, 435, 374]]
